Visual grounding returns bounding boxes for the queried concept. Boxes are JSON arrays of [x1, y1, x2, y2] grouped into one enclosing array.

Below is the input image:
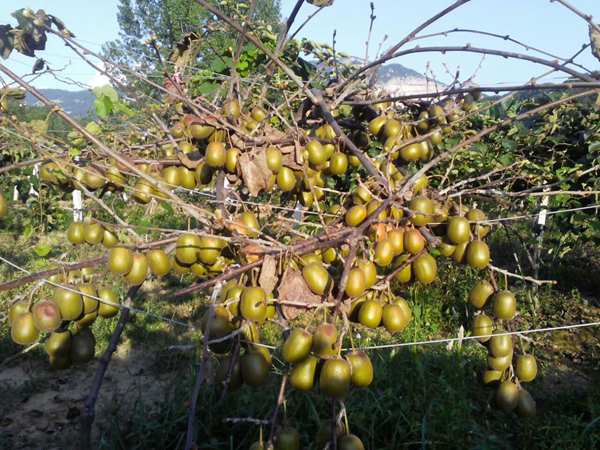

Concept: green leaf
[[196, 82, 218, 95], [33, 244, 51, 257], [93, 85, 118, 102], [94, 94, 113, 118]]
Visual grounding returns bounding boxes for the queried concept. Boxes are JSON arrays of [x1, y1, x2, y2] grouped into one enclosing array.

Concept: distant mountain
[[376, 63, 444, 97], [25, 89, 95, 118]]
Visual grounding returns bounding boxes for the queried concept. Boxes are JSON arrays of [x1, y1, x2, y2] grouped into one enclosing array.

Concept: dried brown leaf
[[258, 255, 278, 294], [277, 268, 322, 320]]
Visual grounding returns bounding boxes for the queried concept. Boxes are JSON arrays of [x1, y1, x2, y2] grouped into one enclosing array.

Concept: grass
[[1, 223, 599, 449]]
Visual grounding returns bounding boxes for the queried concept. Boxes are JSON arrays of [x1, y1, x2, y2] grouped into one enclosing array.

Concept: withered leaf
[[259, 255, 278, 294], [277, 268, 322, 320]]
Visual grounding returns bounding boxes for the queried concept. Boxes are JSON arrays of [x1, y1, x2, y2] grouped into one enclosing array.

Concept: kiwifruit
[[358, 300, 383, 328], [409, 197, 434, 227], [98, 287, 120, 318], [322, 247, 337, 264], [179, 142, 195, 154], [275, 426, 300, 450], [175, 234, 201, 265], [368, 116, 387, 135], [240, 351, 270, 386], [413, 253, 437, 285], [32, 299, 62, 332], [345, 268, 366, 298], [356, 259, 377, 289], [0, 193, 7, 218], [170, 123, 185, 138], [147, 249, 171, 277], [515, 354, 537, 382], [204, 314, 234, 353], [171, 256, 191, 274], [346, 351, 373, 387], [251, 106, 267, 122], [78, 284, 98, 314], [353, 186, 372, 205], [472, 314, 493, 343], [338, 434, 365, 450], [49, 353, 71, 370], [482, 369, 503, 385], [102, 229, 119, 248], [124, 253, 148, 286], [404, 229, 426, 254], [312, 323, 338, 357], [83, 222, 104, 245], [307, 140, 327, 166], [302, 262, 330, 295], [489, 332, 513, 357], [215, 355, 242, 391], [265, 147, 283, 173], [83, 169, 105, 190], [383, 118, 402, 138], [447, 216, 470, 244], [437, 240, 456, 257], [240, 286, 267, 323], [70, 327, 96, 364], [469, 280, 495, 309], [320, 358, 351, 398], [277, 167, 296, 192], [400, 143, 422, 162], [466, 240, 490, 269], [382, 302, 410, 334], [237, 212, 260, 238], [223, 99, 241, 119], [11, 312, 40, 345], [345, 205, 367, 227], [54, 286, 84, 321], [452, 241, 468, 264], [190, 123, 214, 140], [329, 152, 348, 175], [177, 167, 197, 190], [316, 124, 336, 142], [197, 236, 225, 265], [492, 290, 517, 320], [430, 130, 443, 146], [161, 166, 181, 187], [108, 247, 134, 275], [288, 356, 317, 393], [205, 142, 226, 168], [67, 222, 85, 244], [195, 162, 214, 185], [282, 329, 313, 364], [413, 175, 429, 194], [516, 388, 536, 417], [225, 147, 239, 173], [46, 330, 71, 357], [8, 301, 29, 326], [133, 179, 153, 204], [387, 229, 404, 255], [392, 254, 412, 284], [496, 381, 519, 412], [487, 352, 513, 371], [375, 239, 395, 267], [466, 208, 490, 238]]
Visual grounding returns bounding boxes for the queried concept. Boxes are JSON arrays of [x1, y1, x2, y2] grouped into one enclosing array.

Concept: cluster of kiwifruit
[[66, 220, 119, 247], [248, 426, 365, 450], [469, 282, 538, 416], [8, 279, 120, 369]]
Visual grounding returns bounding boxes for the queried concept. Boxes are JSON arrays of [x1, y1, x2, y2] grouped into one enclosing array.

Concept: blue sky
[[1, 0, 598, 91]]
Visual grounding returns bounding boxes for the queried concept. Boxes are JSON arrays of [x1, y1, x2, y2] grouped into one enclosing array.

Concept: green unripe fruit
[[358, 300, 383, 328], [404, 229, 426, 254], [487, 353, 513, 371], [496, 381, 519, 412], [374, 239, 395, 267], [338, 434, 365, 450], [387, 229, 404, 255], [329, 152, 348, 175], [382, 302, 411, 334], [225, 147, 239, 173], [413, 253, 437, 285], [98, 287, 120, 318], [205, 142, 226, 168], [240, 351, 270, 386], [469, 280, 494, 309], [482, 369, 503, 385], [79, 284, 98, 315], [489, 332, 513, 357], [108, 247, 133, 275], [46, 330, 71, 357], [345, 205, 367, 227], [223, 99, 241, 119], [189, 123, 214, 140], [320, 358, 351, 399], [515, 354, 538, 382], [54, 286, 84, 321], [368, 116, 387, 135], [312, 323, 338, 357], [400, 143, 422, 162], [70, 328, 96, 364], [472, 314, 493, 343], [466, 240, 490, 269], [346, 351, 373, 388], [345, 268, 366, 298], [289, 355, 318, 391], [102, 229, 119, 248], [307, 140, 327, 166], [266, 147, 283, 173], [161, 166, 181, 187], [175, 234, 201, 265], [492, 290, 517, 320], [409, 196, 434, 227], [356, 259, 377, 289], [124, 253, 148, 286], [67, 222, 85, 244], [240, 287, 267, 323], [83, 222, 104, 245], [517, 388, 537, 417], [9, 301, 29, 326], [11, 312, 40, 345], [282, 329, 313, 364], [275, 427, 300, 450], [0, 193, 7, 219], [277, 167, 296, 192], [302, 262, 330, 295], [147, 249, 171, 277], [197, 236, 225, 265]]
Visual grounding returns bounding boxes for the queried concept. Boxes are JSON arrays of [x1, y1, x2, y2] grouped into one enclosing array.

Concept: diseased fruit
[[147, 249, 171, 277], [413, 253, 437, 284], [346, 351, 373, 387], [124, 253, 148, 285], [472, 314, 493, 343], [108, 247, 134, 275], [492, 290, 517, 320], [67, 222, 85, 244], [240, 351, 270, 386], [446, 216, 470, 244], [289, 355, 318, 391], [515, 354, 538, 382], [345, 268, 366, 298], [466, 240, 490, 269], [496, 381, 519, 412], [320, 358, 351, 398], [469, 280, 494, 309], [275, 426, 300, 450], [302, 262, 330, 295], [54, 286, 84, 321], [11, 312, 40, 345], [240, 287, 267, 323], [282, 329, 313, 364], [338, 434, 365, 450], [312, 323, 338, 357], [70, 327, 96, 364], [32, 299, 62, 332]]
